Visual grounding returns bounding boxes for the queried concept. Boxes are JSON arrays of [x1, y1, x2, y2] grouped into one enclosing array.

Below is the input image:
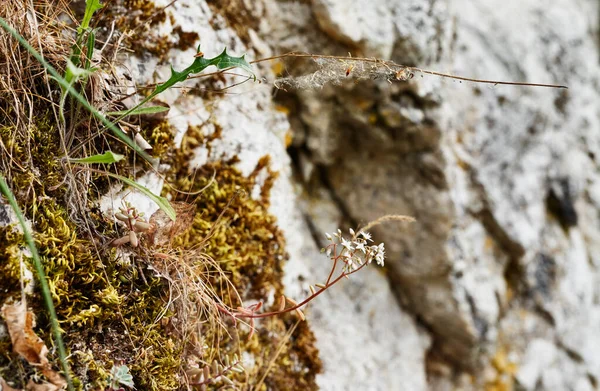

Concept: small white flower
[[349, 228, 355, 236], [360, 231, 373, 242], [326, 232, 332, 241], [354, 241, 366, 253], [375, 243, 385, 266], [341, 238, 354, 251]]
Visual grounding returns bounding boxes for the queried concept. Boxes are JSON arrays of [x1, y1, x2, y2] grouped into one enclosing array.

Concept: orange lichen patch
[[271, 62, 286, 76], [205, 0, 259, 44], [274, 104, 290, 115], [284, 130, 293, 148], [250, 155, 280, 206], [485, 345, 518, 391], [484, 236, 495, 250]]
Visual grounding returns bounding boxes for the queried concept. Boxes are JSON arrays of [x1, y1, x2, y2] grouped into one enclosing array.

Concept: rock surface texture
[[129, 0, 600, 389]]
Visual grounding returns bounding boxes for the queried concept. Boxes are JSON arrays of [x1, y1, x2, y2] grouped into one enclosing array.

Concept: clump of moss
[[141, 116, 176, 158], [251, 315, 322, 391], [161, 127, 322, 389], [0, 226, 25, 306], [0, 112, 183, 389], [1, 0, 322, 387]]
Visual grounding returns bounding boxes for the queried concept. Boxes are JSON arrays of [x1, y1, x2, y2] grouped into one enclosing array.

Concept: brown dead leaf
[[1, 302, 66, 390], [2, 302, 48, 365], [25, 380, 61, 391], [148, 201, 196, 246], [0, 377, 23, 391]]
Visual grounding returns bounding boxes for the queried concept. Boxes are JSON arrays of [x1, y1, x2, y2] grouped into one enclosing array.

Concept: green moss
[[0, 226, 25, 305], [0, 115, 183, 389], [1, 1, 322, 386], [163, 127, 322, 390], [1, 108, 322, 390], [143, 117, 175, 158]]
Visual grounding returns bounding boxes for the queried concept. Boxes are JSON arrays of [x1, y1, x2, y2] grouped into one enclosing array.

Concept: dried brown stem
[[360, 214, 416, 232]]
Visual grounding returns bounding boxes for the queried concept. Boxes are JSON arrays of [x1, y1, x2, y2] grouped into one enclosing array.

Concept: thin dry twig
[[188, 51, 568, 90], [360, 214, 416, 232]]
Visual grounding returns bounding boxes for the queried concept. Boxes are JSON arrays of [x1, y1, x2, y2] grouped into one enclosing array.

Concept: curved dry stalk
[[253, 52, 569, 89], [191, 51, 568, 90], [360, 214, 416, 232]]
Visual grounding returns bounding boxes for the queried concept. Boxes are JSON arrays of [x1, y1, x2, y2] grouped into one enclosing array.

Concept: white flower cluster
[[323, 228, 386, 272]]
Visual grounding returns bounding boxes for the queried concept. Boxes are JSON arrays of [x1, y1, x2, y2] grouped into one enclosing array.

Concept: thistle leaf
[[149, 47, 255, 102]]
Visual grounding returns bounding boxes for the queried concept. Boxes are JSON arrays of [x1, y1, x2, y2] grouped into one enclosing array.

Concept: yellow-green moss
[[1, 108, 322, 390], [163, 127, 322, 390], [1, 1, 322, 386], [0, 115, 183, 389]]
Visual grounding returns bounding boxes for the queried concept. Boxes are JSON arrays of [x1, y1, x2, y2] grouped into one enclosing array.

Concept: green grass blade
[[106, 106, 170, 116], [0, 17, 155, 166], [78, 0, 103, 34], [105, 173, 176, 221], [68, 151, 124, 164], [84, 28, 96, 71], [0, 176, 74, 391]]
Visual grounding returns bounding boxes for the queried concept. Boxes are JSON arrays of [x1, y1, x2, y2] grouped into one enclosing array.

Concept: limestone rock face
[[122, 0, 600, 389]]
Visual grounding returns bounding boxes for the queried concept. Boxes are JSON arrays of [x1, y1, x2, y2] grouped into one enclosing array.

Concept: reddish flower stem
[[239, 261, 368, 319]]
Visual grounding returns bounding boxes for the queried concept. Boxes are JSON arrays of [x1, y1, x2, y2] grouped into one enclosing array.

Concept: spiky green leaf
[[149, 47, 254, 101]]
